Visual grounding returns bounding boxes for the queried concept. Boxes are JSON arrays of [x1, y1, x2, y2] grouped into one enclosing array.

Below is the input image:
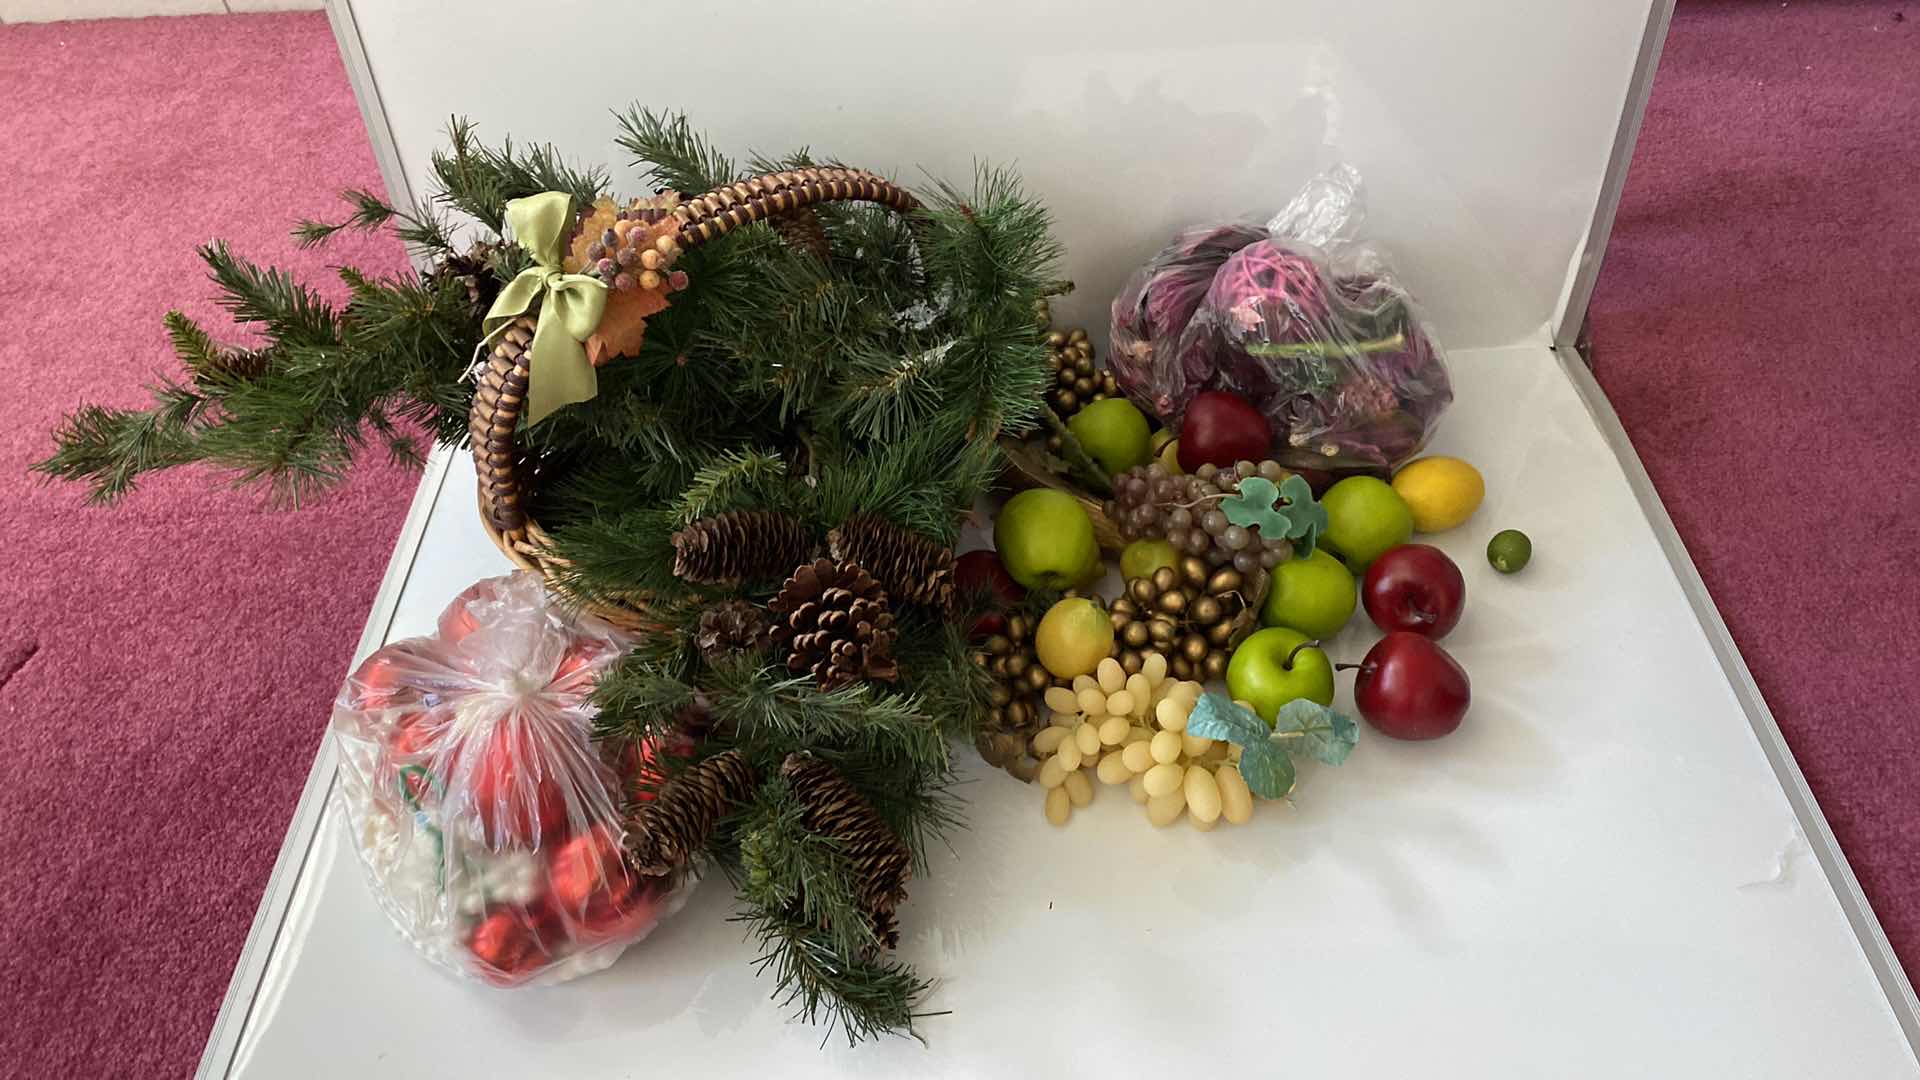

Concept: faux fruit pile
[[1029, 654, 1256, 830], [976, 373, 1535, 829]]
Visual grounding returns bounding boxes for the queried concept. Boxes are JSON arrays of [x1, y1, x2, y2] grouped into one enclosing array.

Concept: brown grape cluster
[[1105, 460, 1295, 574]]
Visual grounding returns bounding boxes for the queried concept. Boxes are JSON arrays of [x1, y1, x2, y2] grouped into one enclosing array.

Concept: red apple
[[1352, 631, 1470, 740], [1176, 391, 1271, 473], [1362, 544, 1466, 639], [954, 550, 1024, 638], [955, 550, 1024, 604]]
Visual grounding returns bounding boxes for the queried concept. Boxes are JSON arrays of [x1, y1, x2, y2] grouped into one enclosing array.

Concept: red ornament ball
[[552, 639, 611, 687], [349, 646, 425, 711], [547, 825, 642, 937], [383, 712, 439, 804], [468, 725, 571, 849], [465, 905, 553, 987]]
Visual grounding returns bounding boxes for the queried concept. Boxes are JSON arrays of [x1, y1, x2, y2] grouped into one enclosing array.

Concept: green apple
[[1120, 538, 1180, 581], [1225, 626, 1336, 722], [1068, 398, 1152, 476], [1261, 548, 1357, 638], [995, 489, 1102, 589], [1321, 476, 1414, 572]]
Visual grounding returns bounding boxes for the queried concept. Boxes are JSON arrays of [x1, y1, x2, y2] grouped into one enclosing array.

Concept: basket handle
[[471, 167, 922, 539]]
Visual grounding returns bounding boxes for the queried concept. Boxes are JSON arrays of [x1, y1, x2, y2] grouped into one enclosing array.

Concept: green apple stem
[[1282, 639, 1322, 672]]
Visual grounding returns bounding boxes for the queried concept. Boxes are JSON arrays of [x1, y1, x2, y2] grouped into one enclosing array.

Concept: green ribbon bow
[[484, 192, 608, 426]]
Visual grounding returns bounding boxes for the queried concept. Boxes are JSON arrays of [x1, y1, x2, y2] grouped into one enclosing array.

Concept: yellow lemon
[[1392, 456, 1485, 533], [1034, 597, 1116, 680]]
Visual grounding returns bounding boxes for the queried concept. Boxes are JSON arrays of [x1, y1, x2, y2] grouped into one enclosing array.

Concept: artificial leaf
[[1220, 475, 1285, 533], [1221, 474, 1329, 556], [575, 194, 685, 366], [1184, 692, 1272, 749], [1271, 698, 1358, 766], [564, 198, 620, 273], [1237, 741, 1297, 800], [1276, 474, 1328, 555], [585, 286, 670, 366]]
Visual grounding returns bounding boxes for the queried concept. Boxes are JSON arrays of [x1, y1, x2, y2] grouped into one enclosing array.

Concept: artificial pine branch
[[736, 903, 936, 1046], [672, 449, 789, 524], [615, 107, 739, 195], [701, 660, 950, 772], [200, 241, 340, 349], [293, 188, 457, 256], [35, 393, 205, 505], [538, 507, 687, 607], [737, 776, 885, 960], [430, 117, 608, 233]]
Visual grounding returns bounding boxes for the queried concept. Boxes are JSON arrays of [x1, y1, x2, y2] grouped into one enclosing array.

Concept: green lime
[[1487, 529, 1532, 574]]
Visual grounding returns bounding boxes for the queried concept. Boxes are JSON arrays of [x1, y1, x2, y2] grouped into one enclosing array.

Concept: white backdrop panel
[[345, 0, 1652, 349]]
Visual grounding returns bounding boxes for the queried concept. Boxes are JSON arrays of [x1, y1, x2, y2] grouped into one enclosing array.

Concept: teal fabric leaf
[[1276, 474, 1328, 556], [1220, 474, 1329, 557], [1190, 693, 1299, 800], [1185, 692, 1271, 748], [1221, 476, 1289, 535], [1238, 741, 1297, 800], [1272, 699, 1359, 766]]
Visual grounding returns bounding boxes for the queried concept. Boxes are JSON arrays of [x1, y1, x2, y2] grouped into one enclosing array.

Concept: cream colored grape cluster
[[1030, 653, 1254, 830]]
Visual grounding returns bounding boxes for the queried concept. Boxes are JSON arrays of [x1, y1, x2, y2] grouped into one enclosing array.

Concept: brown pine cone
[[769, 208, 831, 260], [626, 750, 759, 876], [423, 241, 502, 324], [671, 511, 813, 587], [826, 513, 955, 610], [781, 752, 913, 949], [768, 559, 899, 690], [695, 600, 771, 660]]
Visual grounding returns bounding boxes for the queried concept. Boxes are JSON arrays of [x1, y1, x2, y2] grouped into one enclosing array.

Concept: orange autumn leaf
[[562, 193, 686, 365], [564, 198, 620, 273], [586, 285, 670, 366]]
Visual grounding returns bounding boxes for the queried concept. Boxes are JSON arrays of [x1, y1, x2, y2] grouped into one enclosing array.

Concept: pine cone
[[781, 753, 913, 949], [671, 511, 813, 587], [827, 513, 955, 610], [198, 347, 272, 381], [695, 600, 771, 660], [769, 208, 831, 260], [626, 750, 759, 876], [768, 559, 900, 690], [424, 241, 502, 323]]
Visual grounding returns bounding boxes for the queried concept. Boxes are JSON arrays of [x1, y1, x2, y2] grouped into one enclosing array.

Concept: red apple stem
[[1334, 663, 1363, 672], [1282, 639, 1322, 671]]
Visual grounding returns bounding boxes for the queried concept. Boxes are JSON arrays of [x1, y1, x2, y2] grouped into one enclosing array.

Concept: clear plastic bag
[[1109, 165, 1452, 471], [331, 572, 694, 987]]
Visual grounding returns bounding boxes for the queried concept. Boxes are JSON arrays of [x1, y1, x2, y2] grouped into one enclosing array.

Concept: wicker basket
[[469, 167, 922, 629]]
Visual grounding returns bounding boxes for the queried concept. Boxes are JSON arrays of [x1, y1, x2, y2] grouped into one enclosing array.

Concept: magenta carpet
[[2, 4, 1916, 1077], [0, 13, 414, 1079], [1589, 0, 1920, 981]]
